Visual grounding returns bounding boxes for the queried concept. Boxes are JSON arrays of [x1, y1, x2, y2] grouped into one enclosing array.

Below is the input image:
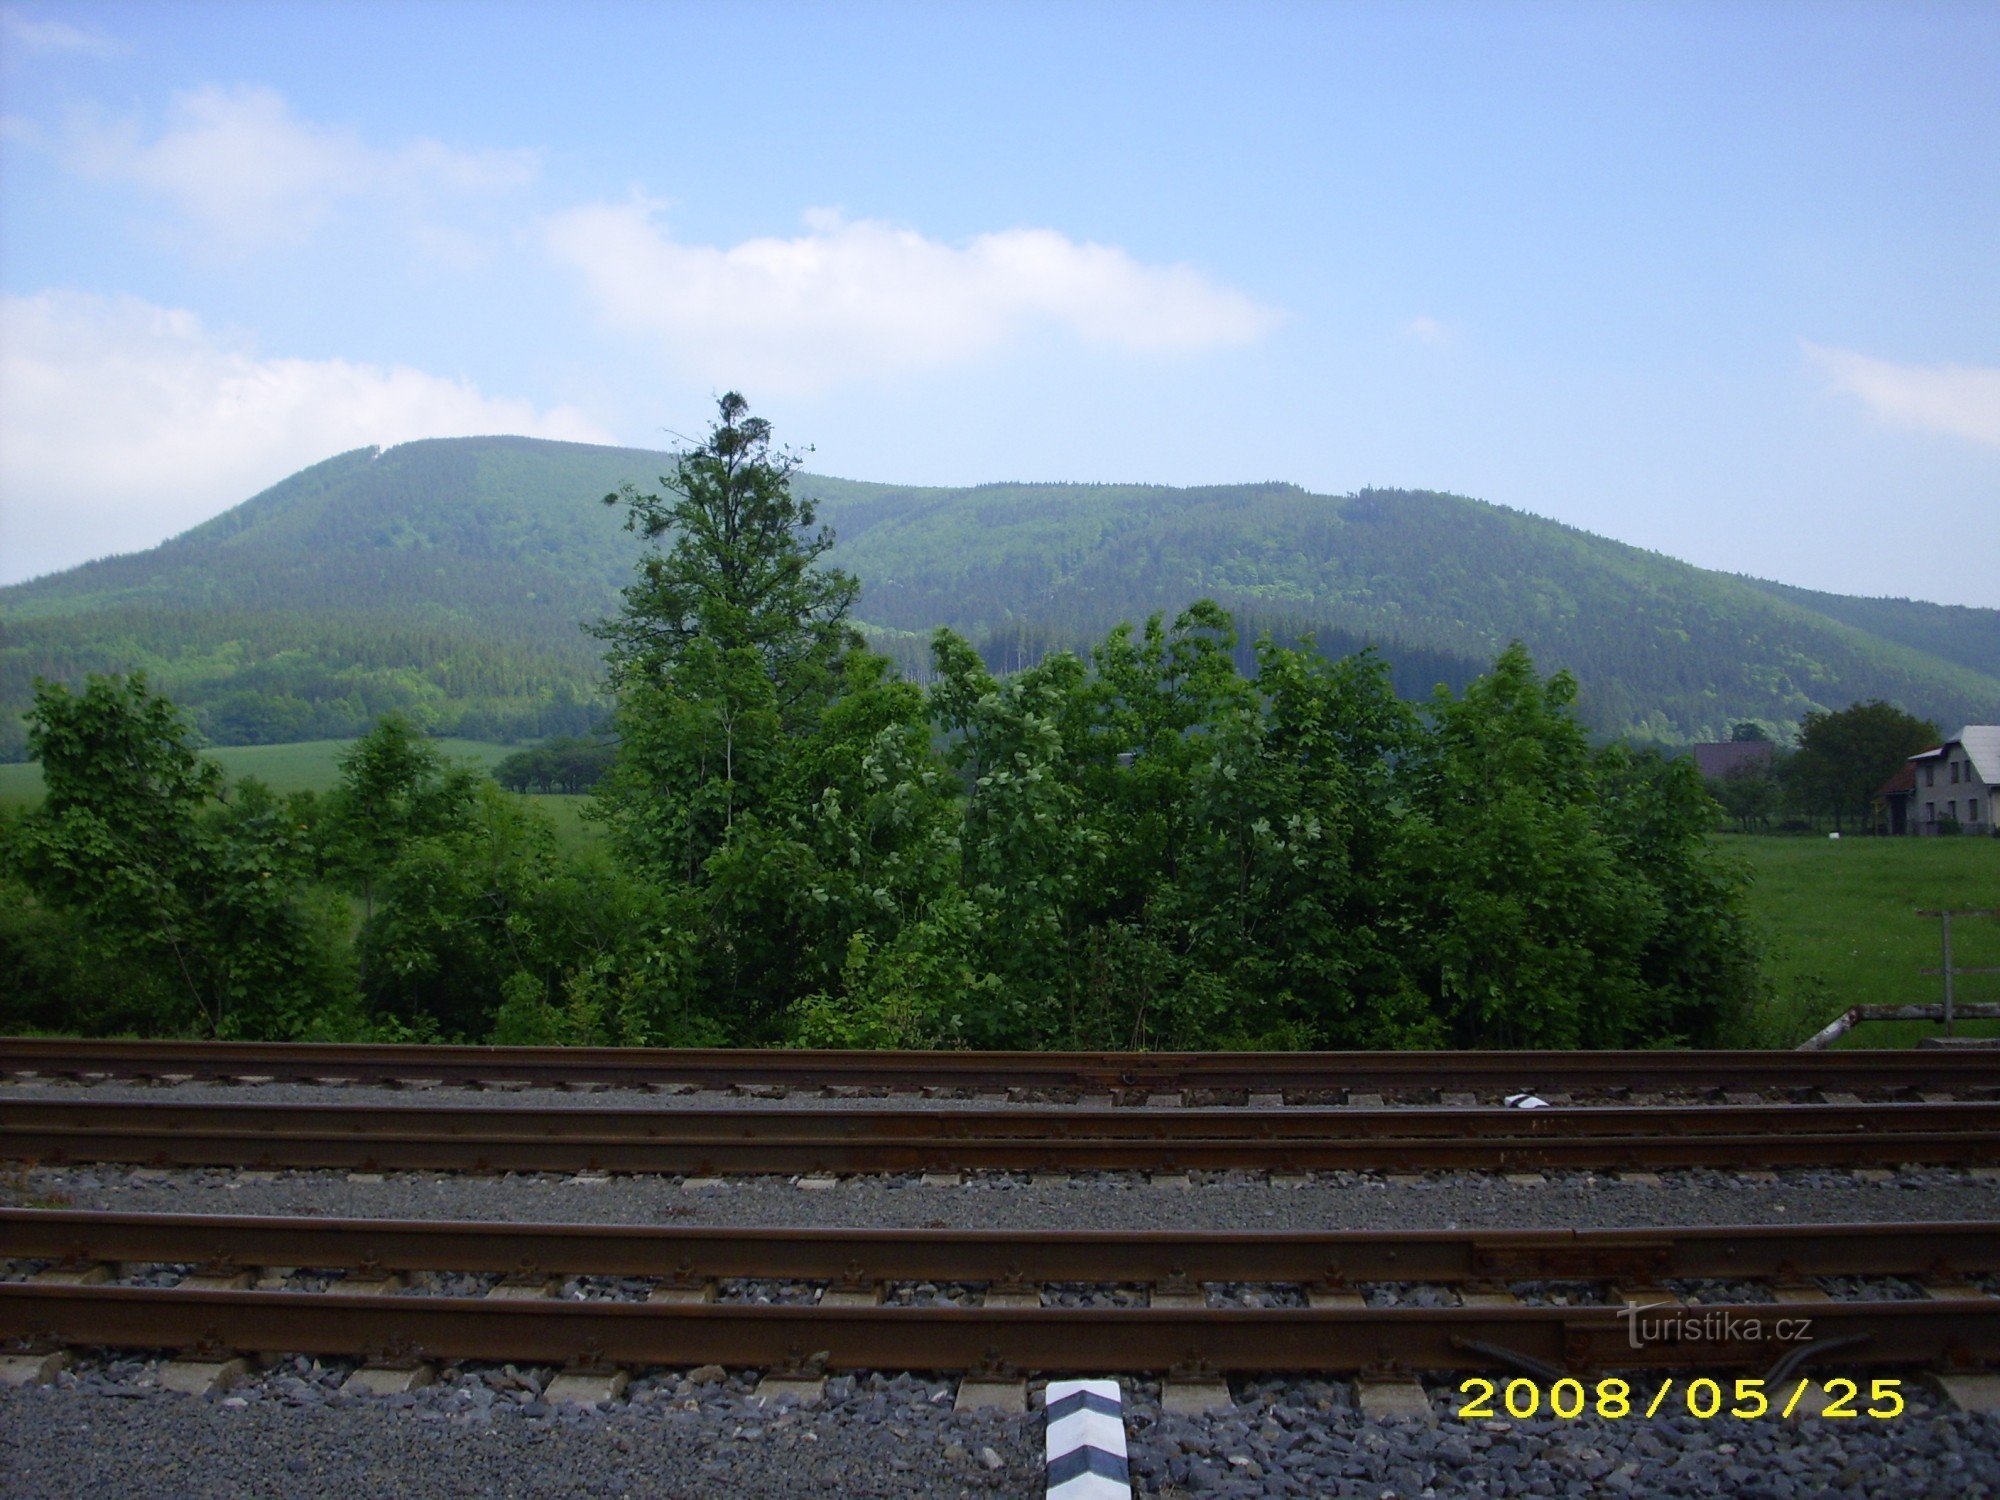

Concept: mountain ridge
[[4, 434, 1995, 756]]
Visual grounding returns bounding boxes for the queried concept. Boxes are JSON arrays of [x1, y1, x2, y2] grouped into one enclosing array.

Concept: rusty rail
[[5, 1098, 1998, 1171], [5, 1284, 1995, 1377], [6, 1210, 1996, 1287], [11, 1097, 2000, 1138], [8, 1037, 2000, 1093]]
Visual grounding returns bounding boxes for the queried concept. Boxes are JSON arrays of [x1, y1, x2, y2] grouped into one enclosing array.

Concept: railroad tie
[[1044, 1379, 1129, 1500]]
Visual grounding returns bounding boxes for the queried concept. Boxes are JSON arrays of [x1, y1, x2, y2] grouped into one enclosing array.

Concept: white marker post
[[1044, 1378, 1130, 1499]]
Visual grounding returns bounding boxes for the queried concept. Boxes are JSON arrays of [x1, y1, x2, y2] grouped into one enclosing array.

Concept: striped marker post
[[1045, 1378, 1130, 1498]]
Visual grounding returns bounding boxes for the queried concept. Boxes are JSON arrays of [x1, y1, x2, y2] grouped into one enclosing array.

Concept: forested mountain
[[1735, 578, 2000, 683], [4, 435, 1996, 757], [3, 440, 635, 753]]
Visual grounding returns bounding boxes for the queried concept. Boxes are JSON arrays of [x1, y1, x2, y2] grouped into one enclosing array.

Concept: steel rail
[[10, 1098, 2000, 1140], [4, 1099, 1999, 1171], [6, 1110, 1997, 1173], [6, 1210, 1996, 1288], [4, 1284, 1995, 1376], [7, 1037, 1999, 1093]]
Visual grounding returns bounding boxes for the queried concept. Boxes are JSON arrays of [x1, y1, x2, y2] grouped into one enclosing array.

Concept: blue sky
[[2, 0, 1995, 606]]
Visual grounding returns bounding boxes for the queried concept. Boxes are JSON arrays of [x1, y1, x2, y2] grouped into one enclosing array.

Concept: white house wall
[[1912, 738, 1997, 835]]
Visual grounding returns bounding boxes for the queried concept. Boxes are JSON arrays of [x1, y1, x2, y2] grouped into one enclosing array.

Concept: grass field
[[523, 793, 600, 851], [0, 738, 602, 851], [1729, 834, 2000, 1045], [1, 738, 512, 802]]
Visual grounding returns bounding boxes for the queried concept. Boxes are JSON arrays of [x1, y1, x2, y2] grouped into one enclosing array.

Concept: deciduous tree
[[13, 673, 348, 1037], [592, 391, 858, 712], [593, 393, 863, 879], [1784, 700, 1938, 829]]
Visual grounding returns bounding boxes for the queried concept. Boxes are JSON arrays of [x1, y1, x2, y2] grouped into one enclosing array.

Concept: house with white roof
[[1877, 727, 2000, 835]]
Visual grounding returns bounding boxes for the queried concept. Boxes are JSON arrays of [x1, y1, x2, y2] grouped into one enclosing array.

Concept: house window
[[1973, 799, 1983, 822], [1951, 762, 1960, 784], [1948, 801, 1958, 821], [1926, 801, 1935, 821], [1926, 765, 1935, 786]]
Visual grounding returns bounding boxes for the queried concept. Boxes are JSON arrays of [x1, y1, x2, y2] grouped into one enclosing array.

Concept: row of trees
[[3, 396, 1767, 1050], [1, 692, 643, 1043], [492, 734, 614, 794], [1, 604, 608, 761], [1707, 703, 1943, 833], [567, 396, 1758, 1051]]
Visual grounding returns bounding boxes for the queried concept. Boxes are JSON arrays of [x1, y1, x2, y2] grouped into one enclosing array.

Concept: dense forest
[[1, 399, 1770, 1054], [4, 436, 1996, 762], [810, 477, 2000, 742]]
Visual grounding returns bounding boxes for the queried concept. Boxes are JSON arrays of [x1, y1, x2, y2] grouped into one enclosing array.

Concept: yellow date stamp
[[1456, 1376, 1906, 1422]]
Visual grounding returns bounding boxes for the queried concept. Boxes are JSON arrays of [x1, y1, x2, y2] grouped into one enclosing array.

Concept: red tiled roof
[[1874, 762, 1917, 800]]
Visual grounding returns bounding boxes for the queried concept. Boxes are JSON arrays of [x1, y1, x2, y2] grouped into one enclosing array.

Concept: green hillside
[[4, 434, 1996, 757], [812, 479, 2000, 739], [2, 438, 641, 752], [1738, 578, 2000, 682]]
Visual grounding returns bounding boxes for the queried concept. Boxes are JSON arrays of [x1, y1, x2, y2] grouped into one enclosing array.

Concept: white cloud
[[1804, 342, 2000, 448], [1403, 315, 1451, 347], [2, 8, 123, 56], [64, 86, 538, 253], [544, 201, 1281, 392], [0, 291, 610, 583]]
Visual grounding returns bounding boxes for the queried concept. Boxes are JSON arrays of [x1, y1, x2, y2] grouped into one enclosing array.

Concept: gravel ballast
[[0, 1360, 1037, 1499], [3, 1359, 1996, 1498], [5, 1076, 1997, 1495], [8, 1161, 1995, 1231], [1127, 1375, 2000, 1499]]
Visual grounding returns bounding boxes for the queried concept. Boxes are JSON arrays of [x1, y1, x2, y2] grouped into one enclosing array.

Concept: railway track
[[5, 1097, 1999, 1171], [6, 1040, 1997, 1399], [11, 1285, 1996, 1380], [5, 1211, 1997, 1378], [8, 1037, 1999, 1095], [8, 1209, 1997, 1290]]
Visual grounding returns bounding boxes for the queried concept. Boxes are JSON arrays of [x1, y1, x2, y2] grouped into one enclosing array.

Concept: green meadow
[[0, 738, 601, 852], [1730, 834, 2000, 1045]]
